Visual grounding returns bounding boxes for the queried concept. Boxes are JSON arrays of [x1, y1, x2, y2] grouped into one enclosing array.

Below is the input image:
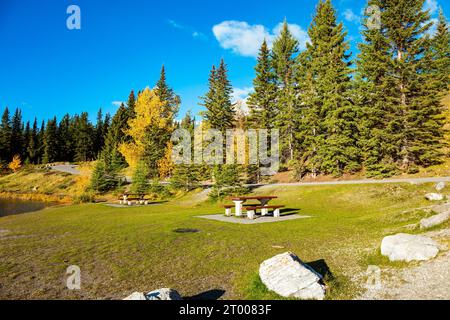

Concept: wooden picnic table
[[228, 196, 278, 216]]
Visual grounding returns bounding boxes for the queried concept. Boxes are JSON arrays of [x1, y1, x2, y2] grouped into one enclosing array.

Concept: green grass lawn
[[0, 182, 446, 300]]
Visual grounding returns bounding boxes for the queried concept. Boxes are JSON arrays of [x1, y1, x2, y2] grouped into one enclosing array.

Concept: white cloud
[[424, 0, 438, 14], [212, 20, 309, 58], [426, 18, 439, 36], [343, 9, 359, 23], [111, 101, 123, 107], [231, 87, 254, 102], [167, 19, 206, 40]]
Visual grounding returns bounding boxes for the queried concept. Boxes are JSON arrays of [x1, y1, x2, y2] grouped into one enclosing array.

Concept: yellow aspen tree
[[8, 154, 22, 172], [118, 88, 173, 170], [158, 141, 174, 179]]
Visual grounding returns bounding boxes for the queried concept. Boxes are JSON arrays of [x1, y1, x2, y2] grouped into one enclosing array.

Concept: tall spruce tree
[[43, 117, 59, 164], [247, 39, 277, 129], [358, 0, 445, 173], [0, 107, 12, 162], [432, 8, 450, 94], [26, 118, 39, 164], [271, 20, 299, 162], [58, 114, 74, 162], [200, 59, 235, 132], [298, 0, 359, 177], [74, 112, 95, 162], [10, 108, 24, 158], [155, 65, 181, 121]]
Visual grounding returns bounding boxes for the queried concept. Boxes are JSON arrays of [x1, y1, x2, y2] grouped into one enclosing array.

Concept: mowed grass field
[[0, 182, 447, 300]]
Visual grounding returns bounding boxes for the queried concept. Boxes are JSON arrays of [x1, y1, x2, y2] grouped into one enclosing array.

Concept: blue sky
[[0, 0, 446, 123]]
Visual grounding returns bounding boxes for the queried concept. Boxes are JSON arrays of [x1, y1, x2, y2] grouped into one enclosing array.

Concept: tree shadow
[[184, 289, 226, 300]]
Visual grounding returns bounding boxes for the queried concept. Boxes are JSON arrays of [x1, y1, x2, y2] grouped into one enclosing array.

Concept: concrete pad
[[196, 214, 311, 224]]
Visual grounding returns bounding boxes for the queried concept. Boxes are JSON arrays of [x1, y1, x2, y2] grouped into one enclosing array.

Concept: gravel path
[[358, 228, 450, 300]]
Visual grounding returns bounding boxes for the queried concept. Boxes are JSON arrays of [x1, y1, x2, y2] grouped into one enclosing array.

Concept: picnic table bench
[[223, 196, 284, 219], [118, 193, 150, 206]]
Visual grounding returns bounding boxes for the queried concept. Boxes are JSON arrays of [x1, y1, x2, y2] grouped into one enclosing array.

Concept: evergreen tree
[[102, 103, 129, 167], [200, 59, 235, 132], [127, 90, 136, 119], [432, 8, 450, 94], [73, 112, 95, 162], [94, 108, 105, 156], [155, 65, 181, 121], [271, 20, 299, 162], [297, 0, 359, 176], [10, 108, 24, 158], [170, 164, 200, 192], [23, 121, 31, 163], [357, 0, 445, 173], [247, 39, 277, 129], [58, 114, 74, 162], [43, 117, 59, 164], [0, 107, 12, 162], [26, 118, 39, 164], [131, 160, 149, 194]]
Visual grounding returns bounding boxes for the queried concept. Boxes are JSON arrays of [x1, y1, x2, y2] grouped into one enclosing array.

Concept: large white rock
[[381, 233, 440, 262], [435, 182, 446, 192], [259, 252, 326, 300], [425, 193, 444, 201], [420, 212, 450, 229], [123, 292, 147, 300], [146, 288, 182, 300]]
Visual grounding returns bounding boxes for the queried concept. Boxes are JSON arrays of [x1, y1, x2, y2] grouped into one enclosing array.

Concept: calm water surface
[[0, 198, 48, 217]]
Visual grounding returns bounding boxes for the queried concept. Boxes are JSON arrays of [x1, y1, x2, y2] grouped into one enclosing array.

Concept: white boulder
[[381, 233, 439, 262], [420, 212, 450, 229], [123, 292, 147, 300], [259, 252, 326, 300], [435, 182, 446, 192], [425, 193, 444, 201], [146, 288, 182, 300]]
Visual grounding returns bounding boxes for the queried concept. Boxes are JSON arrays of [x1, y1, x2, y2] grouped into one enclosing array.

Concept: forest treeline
[[1, 0, 449, 193]]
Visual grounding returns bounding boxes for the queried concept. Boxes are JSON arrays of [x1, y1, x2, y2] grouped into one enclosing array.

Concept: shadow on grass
[[185, 289, 226, 300]]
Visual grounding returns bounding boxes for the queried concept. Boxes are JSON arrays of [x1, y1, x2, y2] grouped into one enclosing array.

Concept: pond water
[[0, 198, 48, 217]]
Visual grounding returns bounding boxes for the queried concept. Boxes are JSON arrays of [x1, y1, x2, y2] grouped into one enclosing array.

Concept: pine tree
[[200, 59, 235, 132], [131, 160, 149, 194], [297, 0, 359, 177], [102, 103, 129, 168], [155, 65, 181, 121], [357, 0, 445, 173], [170, 164, 200, 191], [432, 8, 450, 95], [43, 117, 59, 164], [0, 107, 12, 162], [26, 118, 39, 164], [94, 108, 104, 156], [247, 39, 277, 129], [10, 108, 24, 158], [73, 112, 95, 162], [271, 20, 299, 162], [127, 90, 136, 119], [58, 114, 74, 162], [23, 121, 31, 163]]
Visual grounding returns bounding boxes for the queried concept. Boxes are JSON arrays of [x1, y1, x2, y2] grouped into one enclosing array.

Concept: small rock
[[123, 292, 147, 300], [420, 212, 450, 229], [381, 233, 440, 262], [259, 252, 326, 300], [425, 193, 444, 201], [435, 182, 446, 192], [146, 288, 182, 300], [432, 203, 450, 214]]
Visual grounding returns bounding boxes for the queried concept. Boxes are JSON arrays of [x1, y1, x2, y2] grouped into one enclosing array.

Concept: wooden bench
[[222, 204, 234, 216], [119, 194, 150, 206], [245, 205, 285, 219]]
